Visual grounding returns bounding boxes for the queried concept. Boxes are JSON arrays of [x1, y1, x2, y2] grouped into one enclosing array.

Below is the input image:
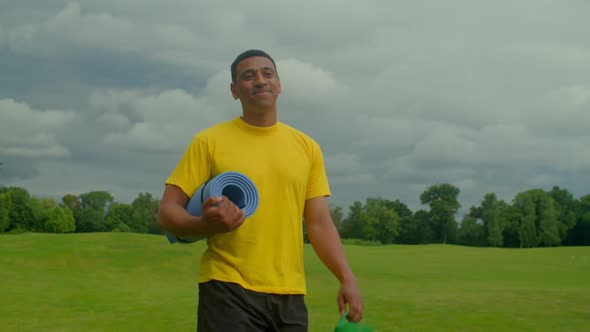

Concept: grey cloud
[[56, 87, 231, 167], [0, 27, 5, 48], [278, 58, 349, 111], [2, 0, 590, 211], [0, 49, 208, 113], [9, 159, 166, 203], [527, 85, 590, 138], [0, 98, 74, 183], [0, 157, 38, 183], [3, 2, 230, 72], [325, 153, 375, 186], [325, 153, 364, 176], [94, 87, 233, 153], [0, 99, 74, 159]]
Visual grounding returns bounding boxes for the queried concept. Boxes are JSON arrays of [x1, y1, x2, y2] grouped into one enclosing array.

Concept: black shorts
[[197, 280, 308, 332]]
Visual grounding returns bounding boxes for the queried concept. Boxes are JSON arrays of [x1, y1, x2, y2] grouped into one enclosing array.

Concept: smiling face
[[230, 56, 281, 113]]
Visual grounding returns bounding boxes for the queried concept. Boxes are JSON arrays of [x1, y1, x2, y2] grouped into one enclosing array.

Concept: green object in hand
[[334, 313, 375, 332]]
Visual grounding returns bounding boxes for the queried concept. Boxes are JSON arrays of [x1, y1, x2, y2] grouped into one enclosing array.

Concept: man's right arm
[[157, 184, 246, 238], [157, 184, 213, 238]]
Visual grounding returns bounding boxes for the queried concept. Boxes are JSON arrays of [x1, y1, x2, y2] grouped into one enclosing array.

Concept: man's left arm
[[304, 196, 363, 322]]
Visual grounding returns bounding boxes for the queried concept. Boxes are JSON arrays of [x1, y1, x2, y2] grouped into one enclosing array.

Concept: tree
[[340, 201, 364, 239], [61, 194, 83, 232], [568, 194, 590, 246], [481, 193, 504, 247], [414, 210, 437, 244], [61, 194, 81, 211], [339, 198, 400, 243], [513, 189, 562, 248], [5, 187, 34, 232], [44, 206, 76, 233], [388, 200, 416, 244], [329, 203, 344, 232], [105, 203, 133, 232], [30, 197, 58, 232], [77, 208, 105, 232], [514, 193, 537, 248], [79, 191, 114, 212], [362, 198, 399, 244], [457, 214, 486, 246], [75, 191, 114, 232], [385, 199, 413, 219], [538, 194, 560, 246], [549, 186, 578, 244], [500, 204, 522, 248], [420, 184, 461, 244], [0, 192, 11, 232], [130, 193, 160, 234]]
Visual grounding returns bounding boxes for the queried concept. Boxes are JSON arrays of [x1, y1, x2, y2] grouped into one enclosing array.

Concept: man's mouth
[[253, 90, 271, 96]]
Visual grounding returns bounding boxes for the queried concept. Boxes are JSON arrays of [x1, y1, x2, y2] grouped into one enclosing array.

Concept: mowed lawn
[[1, 233, 589, 331]]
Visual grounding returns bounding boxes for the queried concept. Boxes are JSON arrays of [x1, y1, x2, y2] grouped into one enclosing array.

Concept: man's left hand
[[337, 278, 363, 322]]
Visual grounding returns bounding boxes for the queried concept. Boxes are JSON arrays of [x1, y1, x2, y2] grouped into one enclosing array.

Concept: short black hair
[[231, 49, 277, 82]]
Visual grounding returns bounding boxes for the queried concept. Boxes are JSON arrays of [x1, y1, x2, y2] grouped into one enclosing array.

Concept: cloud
[[411, 125, 476, 168], [0, 27, 5, 49], [352, 115, 435, 151], [277, 58, 349, 111], [529, 85, 590, 138], [0, 98, 75, 182], [8, 159, 165, 203], [4, 2, 214, 71], [2, 0, 590, 212], [325, 153, 374, 185], [0, 99, 75, 159], [6, 2, 137, 55], [90, 87, 230, 153]]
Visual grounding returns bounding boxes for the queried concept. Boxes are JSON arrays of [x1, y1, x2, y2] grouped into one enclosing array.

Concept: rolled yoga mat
[[164, 171, 259, 244]]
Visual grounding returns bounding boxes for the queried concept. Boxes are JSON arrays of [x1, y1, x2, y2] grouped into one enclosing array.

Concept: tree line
[[0, 187, 161, 236], [327, 184, 590, 248], [1, 184, 589, 248]]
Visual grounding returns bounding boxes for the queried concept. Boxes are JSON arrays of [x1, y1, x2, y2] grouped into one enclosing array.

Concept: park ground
[[1, 233, 589, 331]]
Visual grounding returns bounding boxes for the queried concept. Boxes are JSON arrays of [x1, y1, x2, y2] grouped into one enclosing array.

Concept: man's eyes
[[241, 71, 274, 80]]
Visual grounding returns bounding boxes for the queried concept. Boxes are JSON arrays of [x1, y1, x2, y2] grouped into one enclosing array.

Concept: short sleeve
[[305, 140, 331, 200], [164, 134, 211, 198]]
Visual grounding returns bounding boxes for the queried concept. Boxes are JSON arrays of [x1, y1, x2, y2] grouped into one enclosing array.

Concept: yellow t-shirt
[[165, 116, 331, 294]]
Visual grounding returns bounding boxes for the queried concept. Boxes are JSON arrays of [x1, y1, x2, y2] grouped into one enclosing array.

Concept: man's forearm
[[157, 202, 213, 238], [306, 219, 356, 283]]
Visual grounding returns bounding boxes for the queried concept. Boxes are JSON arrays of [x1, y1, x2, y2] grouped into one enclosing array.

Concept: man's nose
[[253, 73, 267, 85]]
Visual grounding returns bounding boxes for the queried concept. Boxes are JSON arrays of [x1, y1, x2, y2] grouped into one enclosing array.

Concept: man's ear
[[230, 82, 239, 100]]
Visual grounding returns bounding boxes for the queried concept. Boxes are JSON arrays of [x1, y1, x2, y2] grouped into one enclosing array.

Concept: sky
[[1, 1, 589, 215]]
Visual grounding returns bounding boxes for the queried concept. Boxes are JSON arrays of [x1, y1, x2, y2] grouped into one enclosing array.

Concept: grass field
[[1, 233, 589, 331]]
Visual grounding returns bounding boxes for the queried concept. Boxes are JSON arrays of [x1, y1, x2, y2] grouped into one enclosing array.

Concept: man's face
[[231, 56, 281, 110]]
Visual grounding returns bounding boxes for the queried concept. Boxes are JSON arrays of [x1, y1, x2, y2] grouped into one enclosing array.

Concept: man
[[157, 49, 363, 331]]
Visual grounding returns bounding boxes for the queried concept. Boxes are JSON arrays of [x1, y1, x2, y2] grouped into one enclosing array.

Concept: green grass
[[1, 233, 589, 331]]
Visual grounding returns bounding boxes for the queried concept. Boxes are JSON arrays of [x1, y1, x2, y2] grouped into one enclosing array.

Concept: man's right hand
[[200, 196, 246, 233]]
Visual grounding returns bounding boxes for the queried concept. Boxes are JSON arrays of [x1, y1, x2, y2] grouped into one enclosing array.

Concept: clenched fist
[[200, 196, 246, 233]]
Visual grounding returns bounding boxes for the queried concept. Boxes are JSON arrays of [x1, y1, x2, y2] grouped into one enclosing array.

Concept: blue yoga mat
[[164, 171, 259, 244]]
